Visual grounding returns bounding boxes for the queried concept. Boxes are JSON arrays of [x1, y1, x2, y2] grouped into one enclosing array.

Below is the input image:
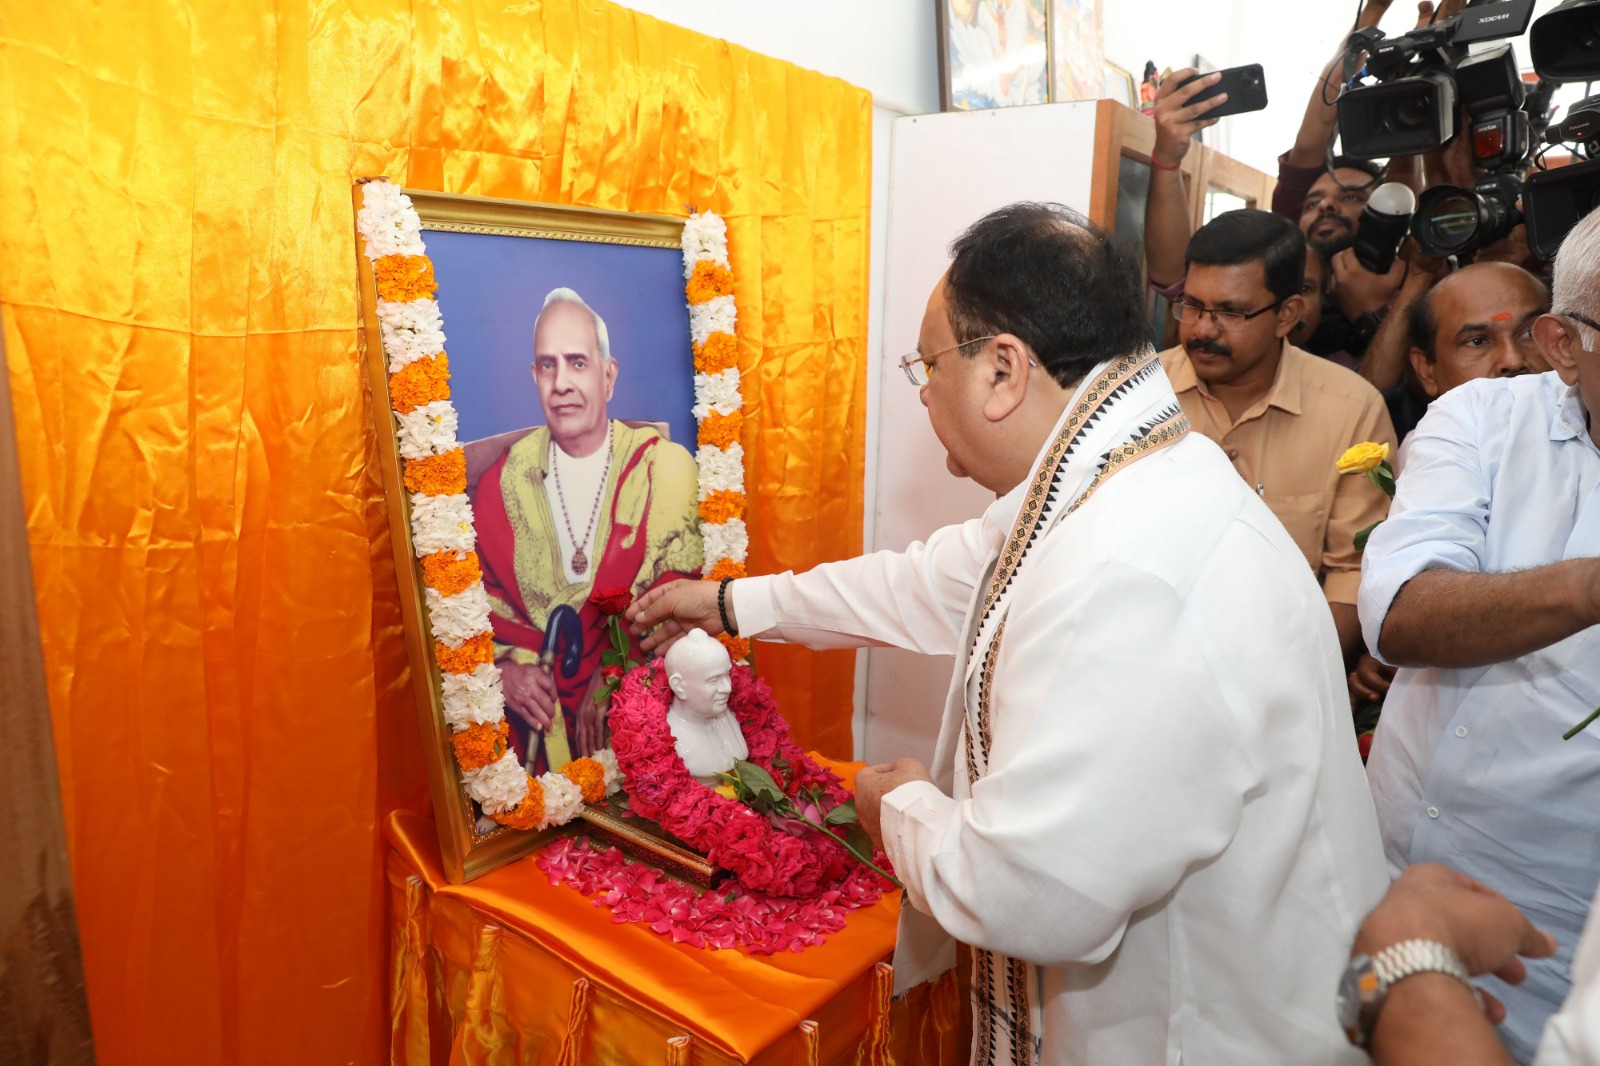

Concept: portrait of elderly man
[[471, 286, 702, 774], [1360, 207, 1600, 1063]]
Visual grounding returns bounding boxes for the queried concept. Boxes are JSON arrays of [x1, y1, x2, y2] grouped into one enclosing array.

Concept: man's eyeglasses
[[1171, 299, 1285, 332], [897, 336, 996, 386]]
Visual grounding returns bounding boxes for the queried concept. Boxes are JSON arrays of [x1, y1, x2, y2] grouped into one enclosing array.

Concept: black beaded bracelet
[[717, 576, 739, 637]]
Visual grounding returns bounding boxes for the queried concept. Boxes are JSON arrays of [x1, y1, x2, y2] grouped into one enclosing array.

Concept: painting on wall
[[936, 0, 1051, 110], [1048, 0, 1104, 103]]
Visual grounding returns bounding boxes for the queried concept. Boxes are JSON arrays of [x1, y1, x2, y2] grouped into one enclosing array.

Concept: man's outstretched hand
[[855, 757, 934, 852], [627, 579, 726, 653]]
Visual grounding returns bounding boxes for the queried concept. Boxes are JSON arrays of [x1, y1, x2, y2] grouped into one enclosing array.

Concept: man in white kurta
[[631, 203, 1388, 1064]]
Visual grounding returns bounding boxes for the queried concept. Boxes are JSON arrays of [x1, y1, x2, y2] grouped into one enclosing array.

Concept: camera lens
[[1418, 191, 1483, 252]]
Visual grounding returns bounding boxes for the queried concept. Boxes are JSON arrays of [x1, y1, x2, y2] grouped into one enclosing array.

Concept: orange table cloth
[[384, 781, 969, 1065]]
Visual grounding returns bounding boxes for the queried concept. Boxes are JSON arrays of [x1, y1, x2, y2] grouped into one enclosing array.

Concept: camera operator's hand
[[1399, 236, 1448, 281], [1150, 67, 1225, 170], [1332, 247, 1408, 321], [1357, 0, 1396, 30]]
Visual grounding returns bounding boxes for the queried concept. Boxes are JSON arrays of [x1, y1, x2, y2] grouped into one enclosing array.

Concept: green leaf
[[1353, 519, 1382, 552], [842, 823, 873, 860], [1366, 463, 1396, 497], [822, 799, 858, 826], [731, 759, 786, 804]]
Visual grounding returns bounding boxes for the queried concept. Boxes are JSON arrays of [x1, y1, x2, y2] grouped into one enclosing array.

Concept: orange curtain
[[0, 2, 870, 1063]]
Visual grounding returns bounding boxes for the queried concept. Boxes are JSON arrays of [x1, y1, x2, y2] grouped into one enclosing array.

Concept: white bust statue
[[664, 630, 747, 784]]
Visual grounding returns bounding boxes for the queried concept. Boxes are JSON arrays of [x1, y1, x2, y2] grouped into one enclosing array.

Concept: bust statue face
[[664, 629, 733, 723]]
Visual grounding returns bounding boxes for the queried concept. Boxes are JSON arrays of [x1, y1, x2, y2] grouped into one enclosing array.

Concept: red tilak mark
[[1491, 312, 1513, 322]]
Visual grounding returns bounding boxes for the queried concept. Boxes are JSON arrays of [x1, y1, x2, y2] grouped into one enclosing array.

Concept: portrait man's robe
[[474, 420, 701, 772]]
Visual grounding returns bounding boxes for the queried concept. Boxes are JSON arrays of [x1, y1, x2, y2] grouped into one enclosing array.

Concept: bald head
[[1408, 263, 1550, 398]]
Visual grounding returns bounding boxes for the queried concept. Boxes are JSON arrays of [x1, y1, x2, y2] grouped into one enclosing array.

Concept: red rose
[[1358, 731, 1374, 762], [591, 587, 634, 615], [601, 664, 625, 681]]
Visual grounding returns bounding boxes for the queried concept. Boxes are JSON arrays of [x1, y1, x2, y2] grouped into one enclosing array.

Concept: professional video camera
[[1524, 0, 1600, 258]]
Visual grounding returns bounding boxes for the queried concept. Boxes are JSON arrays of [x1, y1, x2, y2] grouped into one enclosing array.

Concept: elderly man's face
[[532, 302, 616, 454], [1300, 168, 1374, 254], [1411, 263, 1549, 399]]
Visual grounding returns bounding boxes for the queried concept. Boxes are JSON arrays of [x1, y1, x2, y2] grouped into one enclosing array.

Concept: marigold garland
[[706, 558, 747, 582], [561, 758, 608, 805], [420, 549, 483, 597], [434, 633, 494, 675], [451, 720, 510, 773], [403, 447, 467, 496], [697, 410, 743, 450], [388, 352, 451, 414], [717, 634, 753, 660], [373, 254, 439, 302], [698, 489, 746, 524], [497, 780, 547, 831], [693, 333, 738, 374], [685, 259, 735, 303]]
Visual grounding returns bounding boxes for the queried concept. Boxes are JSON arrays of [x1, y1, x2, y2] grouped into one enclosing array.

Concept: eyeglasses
[[1171, 299, 1285, 332], [897, 335, 996, 386], [1557, 311, 1600, 349]]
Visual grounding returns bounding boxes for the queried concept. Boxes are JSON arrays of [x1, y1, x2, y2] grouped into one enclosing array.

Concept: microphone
[[1353, 182, 1417, 275]]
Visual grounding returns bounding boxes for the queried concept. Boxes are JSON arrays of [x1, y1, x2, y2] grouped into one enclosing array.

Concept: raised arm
[[1359, 243, 1447, 392], [1143, 68, 1225, 288]]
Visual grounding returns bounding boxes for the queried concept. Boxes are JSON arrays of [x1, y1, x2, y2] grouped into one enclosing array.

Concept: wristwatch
[[1337, 938, 1484, 1048]]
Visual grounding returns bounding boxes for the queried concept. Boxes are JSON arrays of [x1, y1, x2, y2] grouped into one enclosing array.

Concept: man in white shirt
[[631, 202, 1388, 1065], [1359, 206, 1600, 1064]]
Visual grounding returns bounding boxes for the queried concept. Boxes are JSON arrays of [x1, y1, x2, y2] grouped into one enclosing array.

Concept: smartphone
[[1177, 64, 1268, 119]]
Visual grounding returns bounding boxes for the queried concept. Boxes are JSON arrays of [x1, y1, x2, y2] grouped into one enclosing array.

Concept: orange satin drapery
[[0, 3, 871, 1063]]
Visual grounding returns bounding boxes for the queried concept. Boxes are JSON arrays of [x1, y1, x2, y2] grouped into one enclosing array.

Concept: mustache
[[1186, 338, 1233, 357]]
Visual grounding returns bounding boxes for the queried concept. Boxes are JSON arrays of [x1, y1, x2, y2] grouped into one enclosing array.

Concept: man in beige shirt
[[1159, 209, 1397, 659]]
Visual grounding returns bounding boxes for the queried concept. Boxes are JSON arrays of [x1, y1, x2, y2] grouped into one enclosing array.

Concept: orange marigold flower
[[704, 558, 747, 582], [436, 633, 494, 674], [404, 448, 467, 496], [389, 352, 451, 414], [561, 757, 607, 804], [693, 332, 738, 374], [451, 720, 509, 773], [373, 254, 438, 303], [494, 778, 546, 830], [698, 489, 746, 524], [697, 410, 743, 449], [420, 549, 482, 597], [717, 633, 751, 661], [684, 260, 735, 304]]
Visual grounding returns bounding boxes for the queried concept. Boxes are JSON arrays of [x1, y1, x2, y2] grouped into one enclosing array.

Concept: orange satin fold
[[0, 2, 870, 1063], [384, 807, 967, 1065]]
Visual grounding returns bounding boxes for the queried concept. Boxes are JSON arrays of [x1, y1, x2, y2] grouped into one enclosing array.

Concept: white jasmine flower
[[410, 493, 477, 555], [394, 400, 458, 459], [594, 748, 625, 795], [377, 299, 446, 371], [695, 443, 745, 496], [440, 663, 506, 731], [692, 369, 742, 419], [539, 771, 586, 824], [701, 518, 748, 564], [357, 184, 427, 259], [681, 213, 730, 277], [689, 296, 737, 346], [425, 583, 493, 649], [462, 751, 528, 814]]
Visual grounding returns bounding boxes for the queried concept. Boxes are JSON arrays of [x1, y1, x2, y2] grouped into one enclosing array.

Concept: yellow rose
[[1336, 441, 1391, 475]]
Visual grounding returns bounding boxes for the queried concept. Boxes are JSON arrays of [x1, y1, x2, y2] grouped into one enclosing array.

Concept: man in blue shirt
[[1360, 207, 1600, 1063]]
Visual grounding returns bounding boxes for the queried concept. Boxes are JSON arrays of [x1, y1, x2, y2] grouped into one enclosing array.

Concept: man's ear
[[1534, 314, 1583, 386], [603, 357, 619, 400], [981, 334, 1033, 423], [1275, 294, 1308, 340], [1409, 347, 1440, 398], [667, 671, 687, 701]]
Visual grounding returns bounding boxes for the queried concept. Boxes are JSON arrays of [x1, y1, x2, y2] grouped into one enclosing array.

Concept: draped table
[[384, 761, 969, 1065]]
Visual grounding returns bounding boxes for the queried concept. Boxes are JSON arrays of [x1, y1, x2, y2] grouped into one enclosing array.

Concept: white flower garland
[[357, 178, 622, 833]]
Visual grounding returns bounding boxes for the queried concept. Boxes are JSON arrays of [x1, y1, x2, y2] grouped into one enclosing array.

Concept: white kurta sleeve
[[880, 558, 1263, 967], [730, 514, 997, 656], [1357, 385, 1492, 663]]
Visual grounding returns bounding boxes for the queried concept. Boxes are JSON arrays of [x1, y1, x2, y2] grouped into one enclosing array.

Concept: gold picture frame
[[354, 184, 695, 882]]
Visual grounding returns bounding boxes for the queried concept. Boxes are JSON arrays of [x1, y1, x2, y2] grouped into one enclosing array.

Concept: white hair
[[1552, 209, 1600, 337], [538, 286, 612, 362]]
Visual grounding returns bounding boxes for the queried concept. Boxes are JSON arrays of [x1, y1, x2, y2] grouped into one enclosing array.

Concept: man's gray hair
[[539, 286, 613, 362], [1552, 209, 1600, 331]]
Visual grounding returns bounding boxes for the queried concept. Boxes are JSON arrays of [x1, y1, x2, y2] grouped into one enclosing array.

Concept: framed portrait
[[1102, 62, 1137, 109], [356, 189, 706, 880], [1047, 0, 1104, 103], [936, 0, 1051, 111]]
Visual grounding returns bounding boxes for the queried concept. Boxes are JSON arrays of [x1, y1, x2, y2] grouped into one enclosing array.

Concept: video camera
[[1335, 0, 1600, 260]]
